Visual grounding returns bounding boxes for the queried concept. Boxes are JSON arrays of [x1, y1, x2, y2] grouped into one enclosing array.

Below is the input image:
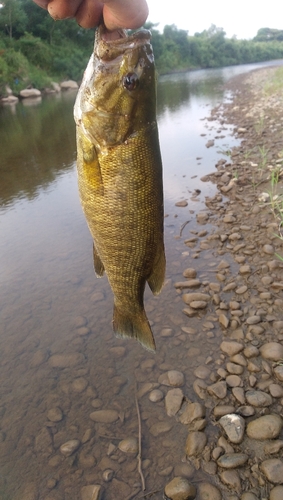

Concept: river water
[[0, 60, 282, 500]]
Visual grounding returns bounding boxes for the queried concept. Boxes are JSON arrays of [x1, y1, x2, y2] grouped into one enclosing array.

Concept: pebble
[[89, 410, 119, 423], [217, 452, 248, 469], [245, 390, 272, 407], [213, 405, 235, 418], [149, 421, 173, 437], [179, 402, 206, 425], [175, 200, 188, 207], [71, 377, 88, 393], [60, 439, 80, 457], [220, 341, 244, 356], [164, 477, 196, 500], [246, 414, 283, 440], [118, 437, 138, 454], [263, 244, 274, 254], [226, 375, 242, 387], [165, 389, 184, 417], [274, 365, 283, 382], [270, 485, 283, 500], [243, 345, 259, 358], [81, 484, 102, 500], [183, 268, 197, 278], [207, 381, 227, 399], [260, 342, 283, 361], [182, 293, 210, 305], [185, 431, 207, 457], [174, 463, 195, 479], [232, 387, 245, 404], [48, 353, 84, 368], [264, 440, 283, 455], [241, 494, 258, 500], [47, 407, 63, 422], [226, 362, 244, 375], [260, 458, 283, 483], [246, 315, 261, 325], [197, 483, 222, 500], [149, 389, 164, 402], [102, 469, 114, 482], [220, 470, 241, 493], [235, 285, 248, 294], [158, 370, 185, 387], [269, 384, 283, 398], [219, 414, 245, 444]]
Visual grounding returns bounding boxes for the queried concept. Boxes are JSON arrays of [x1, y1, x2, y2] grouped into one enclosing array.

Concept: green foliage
[[1, 0, 283, 94]]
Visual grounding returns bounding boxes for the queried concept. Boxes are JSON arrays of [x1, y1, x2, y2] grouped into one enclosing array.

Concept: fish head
[[74, 26, 156, 149]]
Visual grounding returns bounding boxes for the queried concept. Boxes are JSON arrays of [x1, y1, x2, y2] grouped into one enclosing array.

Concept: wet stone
[[264, 440, 283, 455], [149, 389, 164, 402], [219, 414, 245, 444], [183, 268, 197, 278], [165, 388, 184, 417], [174, 463, 195, 479], [80, 484, 102, 500], [89, 410, 119, 423], [47, 407, 63, 423], [185, 431, 207, 457], [263, 244, 274, 255], [158, 370, 185, 387], [60, 439, 80, 457], [149, 421, 173, 436], [71, 377, 88, 393], [118, 437, 138, 454], [49, 353, 85, 368], [217, 452, 248, 469], [246, 414, 283, 440], [193, 366, 211, 379], [245, 390, 272, 407], [179, 402, 206, 425], [175, 200, 188, 207], [164, 477, 196, 500], [260, 459, 283, 484]]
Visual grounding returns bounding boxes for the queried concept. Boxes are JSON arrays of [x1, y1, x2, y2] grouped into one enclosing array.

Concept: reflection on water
[[0, 61, 282, 499]]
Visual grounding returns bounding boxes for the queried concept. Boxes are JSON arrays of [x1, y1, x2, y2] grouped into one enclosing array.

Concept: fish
[[74, 25, 165, 352]]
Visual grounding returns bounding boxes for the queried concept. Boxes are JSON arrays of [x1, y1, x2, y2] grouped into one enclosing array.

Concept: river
[[0, 60, 282, 500]]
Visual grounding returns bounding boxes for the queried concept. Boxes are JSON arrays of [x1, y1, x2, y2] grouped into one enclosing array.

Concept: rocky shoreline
[[0, 80, 79, 105], [162, 65, 283, 500]]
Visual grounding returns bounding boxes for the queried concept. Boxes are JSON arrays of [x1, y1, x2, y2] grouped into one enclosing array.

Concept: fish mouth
[[96, 23, 151, 50]]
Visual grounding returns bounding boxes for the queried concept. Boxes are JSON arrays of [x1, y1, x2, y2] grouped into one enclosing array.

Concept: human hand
[[33, 0, 149, 30]]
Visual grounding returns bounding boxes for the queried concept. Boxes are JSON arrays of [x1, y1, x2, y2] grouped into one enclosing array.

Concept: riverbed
[[0, 60, 283, 500]]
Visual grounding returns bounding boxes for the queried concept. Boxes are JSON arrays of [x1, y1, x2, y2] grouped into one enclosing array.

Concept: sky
[[146, 0, 282, 40]]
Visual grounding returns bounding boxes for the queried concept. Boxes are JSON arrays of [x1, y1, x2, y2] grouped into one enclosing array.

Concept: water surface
[[0, 60, 282, 499]]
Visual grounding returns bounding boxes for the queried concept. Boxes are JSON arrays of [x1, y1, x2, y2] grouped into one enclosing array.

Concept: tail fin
[[113, 305, 156, 352]]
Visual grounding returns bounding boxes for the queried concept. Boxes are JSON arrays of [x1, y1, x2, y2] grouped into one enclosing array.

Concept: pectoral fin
[[79, 133, 104, 195], [93, 243, 104, 277]]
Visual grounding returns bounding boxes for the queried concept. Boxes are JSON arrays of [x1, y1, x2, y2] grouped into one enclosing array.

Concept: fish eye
[[123, 73, 139, 91]]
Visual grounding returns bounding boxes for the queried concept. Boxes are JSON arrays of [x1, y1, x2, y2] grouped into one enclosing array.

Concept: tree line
[[1, 0, 283, 95]]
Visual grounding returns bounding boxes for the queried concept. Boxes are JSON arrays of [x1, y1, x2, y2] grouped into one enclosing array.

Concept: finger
[[32, 0, 49, 9], [102, 0, 149, 30], [75, 0, 104, 29], [47, 0, 83, 20]]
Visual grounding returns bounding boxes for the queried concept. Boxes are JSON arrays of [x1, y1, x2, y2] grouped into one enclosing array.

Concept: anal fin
[[93, 243, 104, 277], [113, 305, 156, 352]]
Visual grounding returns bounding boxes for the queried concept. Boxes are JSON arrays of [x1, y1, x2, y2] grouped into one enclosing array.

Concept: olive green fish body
[[74, 26, 165, 351]]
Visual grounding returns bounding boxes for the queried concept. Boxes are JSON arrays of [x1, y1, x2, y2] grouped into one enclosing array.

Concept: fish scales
[[74, 25, 165, 351]]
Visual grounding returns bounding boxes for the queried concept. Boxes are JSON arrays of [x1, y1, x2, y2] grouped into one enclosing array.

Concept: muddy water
[[0, 61, 282, 500]]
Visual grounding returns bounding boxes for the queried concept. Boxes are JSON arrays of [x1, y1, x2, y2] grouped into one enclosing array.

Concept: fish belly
[[77, 124, 165, 351]]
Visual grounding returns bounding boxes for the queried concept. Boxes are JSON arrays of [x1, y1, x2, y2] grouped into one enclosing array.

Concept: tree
[[0, 0, 27, 38]]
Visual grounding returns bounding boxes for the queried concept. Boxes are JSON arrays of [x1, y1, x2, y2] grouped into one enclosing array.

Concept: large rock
[[246, 414, 283, 440], [20, 88, 41, 98], [260, 342, 283, 361], [60, 80, 79, 90]]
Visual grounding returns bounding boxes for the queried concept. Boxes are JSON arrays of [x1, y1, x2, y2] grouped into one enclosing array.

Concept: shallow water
[[0, 60, 282, 499]]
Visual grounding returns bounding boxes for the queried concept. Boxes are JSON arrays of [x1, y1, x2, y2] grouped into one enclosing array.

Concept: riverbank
[[168, 65, 283, 499]]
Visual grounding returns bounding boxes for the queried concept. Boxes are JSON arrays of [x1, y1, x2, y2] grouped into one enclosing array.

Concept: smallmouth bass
[[74, 25, 165, 352]]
